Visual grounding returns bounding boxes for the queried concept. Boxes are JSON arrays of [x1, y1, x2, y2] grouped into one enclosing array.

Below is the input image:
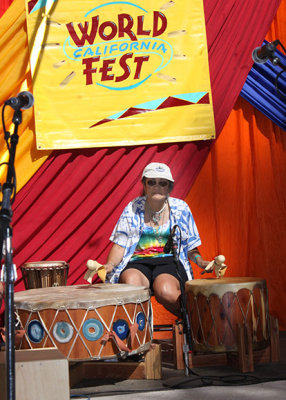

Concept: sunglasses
[[146, 179, 169, 187]]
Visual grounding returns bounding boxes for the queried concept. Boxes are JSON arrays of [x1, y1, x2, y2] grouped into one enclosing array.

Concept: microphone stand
[[255, 40, 286, 98], [0, 107, 22, 400], [269, 55, 286, 71], [269, 54, 286, 99], [170, 228, 192, 376]]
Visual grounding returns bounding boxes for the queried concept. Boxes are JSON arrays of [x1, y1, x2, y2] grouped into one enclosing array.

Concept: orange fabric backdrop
[[188, 3, 286, 330], [153, 2, 286, 334], [153, 95, 286, 335], [186, 96, 286, 330]]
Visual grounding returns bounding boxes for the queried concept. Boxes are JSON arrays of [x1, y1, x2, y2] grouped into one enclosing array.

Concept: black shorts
[[121, 256, 188, 288]]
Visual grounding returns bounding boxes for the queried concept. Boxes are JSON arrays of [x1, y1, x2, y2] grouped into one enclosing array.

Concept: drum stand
[[0, 106, 23, 400]]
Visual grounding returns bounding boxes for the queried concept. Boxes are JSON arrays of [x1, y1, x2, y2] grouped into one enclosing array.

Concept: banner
[[25, 0, 215, 149]]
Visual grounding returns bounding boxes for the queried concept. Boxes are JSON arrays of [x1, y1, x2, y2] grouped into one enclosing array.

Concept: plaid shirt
[[107, 196, 201, 283]]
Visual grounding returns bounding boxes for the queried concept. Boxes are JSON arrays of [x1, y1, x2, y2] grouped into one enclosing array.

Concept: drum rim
[[14, 283, 151, 310], [186, 277, 266, 284], [21, 261, 69, 269], [185, 277, 267, 298]]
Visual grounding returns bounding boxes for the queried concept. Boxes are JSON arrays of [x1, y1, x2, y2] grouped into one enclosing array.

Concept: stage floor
[[70, 331, 286, 400]]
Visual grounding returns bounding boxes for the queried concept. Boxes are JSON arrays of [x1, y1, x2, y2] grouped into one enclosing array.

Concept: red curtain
[[0, 0, 12, 17]]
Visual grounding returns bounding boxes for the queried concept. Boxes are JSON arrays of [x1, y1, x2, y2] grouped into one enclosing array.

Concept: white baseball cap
[[142, 162, 174, 182]]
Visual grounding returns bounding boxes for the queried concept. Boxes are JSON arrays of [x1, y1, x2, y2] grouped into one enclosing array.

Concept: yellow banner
[[25, 0, 215, 149]]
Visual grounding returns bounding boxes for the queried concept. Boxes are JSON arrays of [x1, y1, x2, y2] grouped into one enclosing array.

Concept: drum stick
[[201, 254, 227, 277], [213, 255, 227, 278]]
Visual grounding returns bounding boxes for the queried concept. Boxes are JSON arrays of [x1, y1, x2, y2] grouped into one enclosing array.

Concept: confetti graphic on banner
[[91, 92, 210, 127], [25, 0, 215, 149], [28, 0, 57, 14]]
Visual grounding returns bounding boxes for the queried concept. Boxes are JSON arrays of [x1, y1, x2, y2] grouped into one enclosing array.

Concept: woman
[[102, 162, 209, 317]]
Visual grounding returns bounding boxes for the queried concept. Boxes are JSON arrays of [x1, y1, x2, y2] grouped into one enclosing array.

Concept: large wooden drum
[[14, 284, 152, 361], [186, 277, 270, 353], [21, 261, 69, 289]]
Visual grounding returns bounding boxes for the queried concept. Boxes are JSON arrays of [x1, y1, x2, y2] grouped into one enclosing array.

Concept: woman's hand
[[195, 257, 210, 270], [103, 243, 125, 273], [188, 248, 210, 270], [102, 262, 115, 274]]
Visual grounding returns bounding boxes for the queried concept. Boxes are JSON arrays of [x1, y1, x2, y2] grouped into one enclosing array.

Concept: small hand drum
[[21, 261, 69, 289]]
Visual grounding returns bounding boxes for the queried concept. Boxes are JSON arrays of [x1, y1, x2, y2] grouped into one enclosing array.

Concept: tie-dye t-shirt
[[131, 221, 172, 260]]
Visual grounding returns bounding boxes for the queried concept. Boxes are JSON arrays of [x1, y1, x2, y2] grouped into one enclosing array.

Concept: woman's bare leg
[[119, 268, 150, 288], [152, 274, 182, 317]]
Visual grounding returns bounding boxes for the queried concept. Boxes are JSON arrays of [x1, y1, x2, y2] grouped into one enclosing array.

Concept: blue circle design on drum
[[27, 320, 44, 343], [113, 319, 129, 340], [82, 319, 104, 341], [136, 312, 146, 331], [53, 321, 74, 343]]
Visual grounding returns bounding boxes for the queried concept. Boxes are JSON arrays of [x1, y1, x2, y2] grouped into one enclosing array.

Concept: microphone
[[5, 91, 34, 110], [164, 225, 177, 253], [252, 40, 279, 64]]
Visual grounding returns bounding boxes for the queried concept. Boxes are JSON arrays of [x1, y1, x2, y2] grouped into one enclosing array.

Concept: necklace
[[148, 201, 167, 225], [147, 200, 168, 245], [149, 219, 164, 244]]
